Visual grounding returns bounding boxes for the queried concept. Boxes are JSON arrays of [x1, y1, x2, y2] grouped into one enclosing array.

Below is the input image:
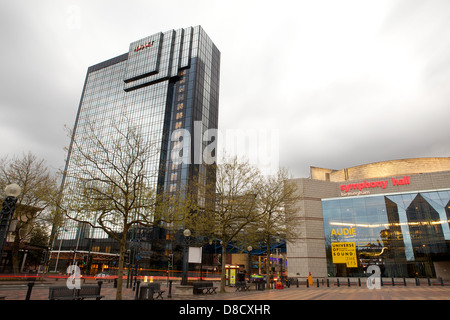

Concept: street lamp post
[[247, 246, 252, 282], [0, 184, 21, 269], [181, 229, 191, 285]]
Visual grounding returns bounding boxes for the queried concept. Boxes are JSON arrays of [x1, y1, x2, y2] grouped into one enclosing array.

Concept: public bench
[[192, 282, 217, 295], [235, 281, 250, 292], [48, 286, 78, 300], [136, 282, 165, 300], [78, 285, 105, 300], [48, 283, 104, 300], [146, 283, 165, 299]]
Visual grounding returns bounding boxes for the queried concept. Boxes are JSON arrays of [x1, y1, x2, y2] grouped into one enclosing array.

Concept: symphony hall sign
[[340, 176, 410, 196]]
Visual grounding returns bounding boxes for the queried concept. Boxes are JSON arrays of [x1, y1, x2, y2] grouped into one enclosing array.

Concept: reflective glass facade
[[50, 26, 220, 273], [323, 190, 450, 278]]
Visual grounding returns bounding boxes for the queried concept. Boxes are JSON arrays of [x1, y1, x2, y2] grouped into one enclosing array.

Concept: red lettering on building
[[392, 176, 410, 186], [134, 40, 154, 52], [340, 176, 410, 193]]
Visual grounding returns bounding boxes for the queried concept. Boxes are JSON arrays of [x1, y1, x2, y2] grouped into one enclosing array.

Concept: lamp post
[[181, 229, 191, 285], [0, 184, 21, 269], [247, 246, 252, 282]]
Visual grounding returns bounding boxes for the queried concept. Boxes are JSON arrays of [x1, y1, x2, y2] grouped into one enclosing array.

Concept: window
[[322, 189, 450, 278]]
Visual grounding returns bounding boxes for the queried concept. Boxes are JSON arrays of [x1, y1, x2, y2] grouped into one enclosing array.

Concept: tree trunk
[[265, 236, 271, 289], [115, 232, 127, 300], [11, 231, 21, 274], [220, 244, 227, 293]]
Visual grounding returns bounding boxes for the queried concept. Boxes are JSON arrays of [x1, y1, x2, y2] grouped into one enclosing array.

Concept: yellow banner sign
[[331, 242, 357, 268]]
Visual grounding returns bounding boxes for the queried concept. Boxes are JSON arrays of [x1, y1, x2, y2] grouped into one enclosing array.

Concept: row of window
[[167, 70, 190, 193]]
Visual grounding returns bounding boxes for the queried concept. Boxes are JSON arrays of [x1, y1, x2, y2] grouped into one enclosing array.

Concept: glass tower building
[[287, 158, 450, 280], [50, 26, 220, 274]]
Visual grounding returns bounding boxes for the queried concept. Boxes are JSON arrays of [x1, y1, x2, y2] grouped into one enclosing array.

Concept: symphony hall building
[[287, 157, 450, 280]]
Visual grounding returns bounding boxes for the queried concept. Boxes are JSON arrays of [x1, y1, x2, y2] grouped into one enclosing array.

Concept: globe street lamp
[[0, 184, 21, 268], [181, 229, 191, 285]]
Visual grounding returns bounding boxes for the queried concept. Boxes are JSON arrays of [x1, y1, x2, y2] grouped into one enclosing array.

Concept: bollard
[[317, 279, 319, 287], [126, 269, 131, 289], [306, 279, 309, 288], [358, 278, 361, 287], [114, 278, 117, 288], [392, 278, 395, 286], [296, 279, 299, 288], [416, 278, 420, 286], [380, 277, 383, 287], [134, 280, 141, 300], [97, 280, 103, 297], [347, 278, 350, 287], [327, 278, 330, 287], [168, 280, 173, 298], [440, 277, 444, 286], [25, 281, 35, 300], [337, 278, 340, 287], [427, 278, 431, 286], [403, 278, 407, 286]]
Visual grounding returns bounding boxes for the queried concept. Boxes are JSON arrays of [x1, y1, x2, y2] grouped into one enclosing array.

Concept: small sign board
[[331, 242, 357, 268]]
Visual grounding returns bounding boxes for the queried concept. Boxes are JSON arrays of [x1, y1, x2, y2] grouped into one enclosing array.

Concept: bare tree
[[0, 152, 57, 273], [61, 119, 189, 300], [187, 154, 262, 292], [254, 168, 301, 288]]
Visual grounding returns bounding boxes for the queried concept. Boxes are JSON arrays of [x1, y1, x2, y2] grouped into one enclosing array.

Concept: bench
[[192, 282, 217, 295], [48, 284, 104, 300], [78, 285, 105, 300], [235, 281, 250, 292], [137, 283, 165, 300], [147, 283, 165, 299], [48, 286, 79, 300]]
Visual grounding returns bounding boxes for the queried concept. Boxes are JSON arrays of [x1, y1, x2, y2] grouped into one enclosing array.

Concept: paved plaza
[[1, 280, 450, 301]]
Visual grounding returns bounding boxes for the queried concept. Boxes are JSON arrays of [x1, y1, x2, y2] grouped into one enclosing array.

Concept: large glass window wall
[[322, 189, 450, 278], [52, 26, 220, 273]]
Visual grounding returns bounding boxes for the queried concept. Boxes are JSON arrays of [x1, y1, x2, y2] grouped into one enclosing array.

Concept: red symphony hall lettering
[[340, 176, 410, 193]]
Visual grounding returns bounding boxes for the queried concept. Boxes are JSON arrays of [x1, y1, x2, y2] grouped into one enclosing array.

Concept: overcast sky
[[1, 0, 450, 180]]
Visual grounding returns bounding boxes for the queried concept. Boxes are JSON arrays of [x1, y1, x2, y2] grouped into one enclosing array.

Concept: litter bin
[[256, 280, 265, 291], [138, 286, 154, 300]]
